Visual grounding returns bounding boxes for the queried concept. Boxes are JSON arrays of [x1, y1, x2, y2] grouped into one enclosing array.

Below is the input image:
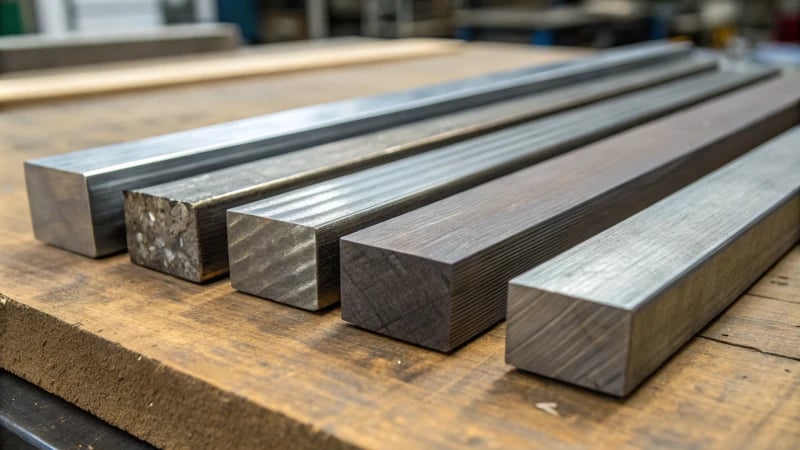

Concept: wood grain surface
[[0, 38, 460, 106], [0, 43, 798, 450]]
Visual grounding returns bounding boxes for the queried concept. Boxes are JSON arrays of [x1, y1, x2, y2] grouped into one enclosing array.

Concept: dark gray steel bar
[[125, 55, 716, 282], [24, 41, 691, 257], [228, 66, 774, 311], [506, 126, 800, 396], [339, 73, 800, 352]]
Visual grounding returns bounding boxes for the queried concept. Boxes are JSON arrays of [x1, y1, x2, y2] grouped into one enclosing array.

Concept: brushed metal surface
[[25, 41, 690, 257], [228, 66, 774, 310], [338, 73, 800, 352], [125, 55, 716, 282], [506, 126, 800, 396]]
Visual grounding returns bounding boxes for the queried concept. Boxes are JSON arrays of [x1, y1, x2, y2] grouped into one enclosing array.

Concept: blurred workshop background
[[1, 1, 799, 65]]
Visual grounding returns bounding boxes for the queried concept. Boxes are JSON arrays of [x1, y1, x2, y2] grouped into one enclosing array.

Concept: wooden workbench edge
[[0, 294, 358, 450]]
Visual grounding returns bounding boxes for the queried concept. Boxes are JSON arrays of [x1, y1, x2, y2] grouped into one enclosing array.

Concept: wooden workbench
[[0, 42, 798, 449]]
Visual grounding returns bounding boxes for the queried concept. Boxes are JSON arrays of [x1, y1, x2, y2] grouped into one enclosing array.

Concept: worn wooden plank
[[0, 44, 798, 450], [0, 369, 155, 449], [505, 127, 800, 395], [230, 67, 770, 311], [339, 74, 800, 352], [124, 55, 715, 282], [749, 247, 800, 304], [703, 294, 800, 360], [0, 38, 461, 106]]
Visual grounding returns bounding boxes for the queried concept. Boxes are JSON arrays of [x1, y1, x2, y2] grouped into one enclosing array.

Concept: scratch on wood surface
[[535, 402, 560, 417]]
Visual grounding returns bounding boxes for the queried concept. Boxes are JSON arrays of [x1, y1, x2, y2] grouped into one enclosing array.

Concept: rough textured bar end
[[124, 191, 207, 282]]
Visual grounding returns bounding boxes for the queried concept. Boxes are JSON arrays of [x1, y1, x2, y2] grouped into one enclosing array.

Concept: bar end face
[[24, 162, 97, 257], [505, 282, 634, 397], [340, 238, 455, 352], [228, 210, 326, 310], [124, 191, 207, 282]]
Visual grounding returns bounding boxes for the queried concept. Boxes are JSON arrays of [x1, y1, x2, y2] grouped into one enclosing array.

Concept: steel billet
[[125, 55, 716, 282], [25, 41, 691, 257], [228, 66, 774, 310], [506, 126, 800, 396], [339, 73, 800, 352]]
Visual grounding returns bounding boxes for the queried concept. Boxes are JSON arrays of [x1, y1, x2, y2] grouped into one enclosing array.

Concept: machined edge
[[505, 284, 632, 396], [24, 162, 97, 257]]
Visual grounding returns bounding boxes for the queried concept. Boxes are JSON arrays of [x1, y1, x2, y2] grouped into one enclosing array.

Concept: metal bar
[[24, 41, 689, 257], [338, 74, 800, 352], [506, 127, 800, 396], [228, 66, 775, 311], [126, 55, 717, 282]]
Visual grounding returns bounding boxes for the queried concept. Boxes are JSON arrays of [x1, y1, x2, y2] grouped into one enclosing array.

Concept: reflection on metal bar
[[228, 66, 774, 311], [125, 55, 716, 282], [338, 74, 800, 352], [25, 41, 691, 257], [506, 126, 800, 396]]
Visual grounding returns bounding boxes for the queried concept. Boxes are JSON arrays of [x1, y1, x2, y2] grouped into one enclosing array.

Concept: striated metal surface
[[24, 40, 691, 257], [338, 73, 800, 352], [125, 55, 717, 282], [227, 66, 775, 310], [506, 127, 800, 396]]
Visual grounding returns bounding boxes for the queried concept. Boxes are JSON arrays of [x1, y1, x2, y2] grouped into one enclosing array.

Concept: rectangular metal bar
[[24, 41, 690, 257], [506, 127, 800, 396], [228, 66, 775, 311], [125, 55, 717, 282], [338, 73, 800, 352]]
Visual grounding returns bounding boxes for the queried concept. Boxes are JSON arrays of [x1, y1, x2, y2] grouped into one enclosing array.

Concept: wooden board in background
[[0, 44, 797, 449], [0, 23, 240, 73], [0, 38, 461, 106]]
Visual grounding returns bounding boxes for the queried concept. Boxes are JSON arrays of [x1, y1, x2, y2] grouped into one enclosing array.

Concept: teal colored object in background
[[0, 1, 25, 35]]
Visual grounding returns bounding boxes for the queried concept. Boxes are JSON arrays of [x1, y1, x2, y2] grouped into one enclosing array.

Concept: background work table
[[0, 42, 798, 449]]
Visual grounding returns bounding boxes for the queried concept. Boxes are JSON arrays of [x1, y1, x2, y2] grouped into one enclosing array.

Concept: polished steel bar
[[506, 126, 800, 396], [24, 41, 690, 257], [228, 66, 774, 311], [125, 55, 716, 282], [338, 73, 800, 352]]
